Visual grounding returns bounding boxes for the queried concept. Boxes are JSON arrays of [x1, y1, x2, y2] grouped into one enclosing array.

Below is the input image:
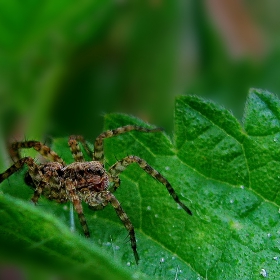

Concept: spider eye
[[96, 169, 103, 176], [87, 168, 103, 176], [78, 170, 85, 176], [57, 169, 64, 177]]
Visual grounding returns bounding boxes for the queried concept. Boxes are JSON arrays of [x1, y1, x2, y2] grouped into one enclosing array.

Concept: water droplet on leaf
[[260, 268, 268, 277]]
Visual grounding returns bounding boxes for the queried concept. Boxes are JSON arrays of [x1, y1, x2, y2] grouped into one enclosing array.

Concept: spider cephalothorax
[[0, 125, 192, 264], [63, 161, 109, 192]]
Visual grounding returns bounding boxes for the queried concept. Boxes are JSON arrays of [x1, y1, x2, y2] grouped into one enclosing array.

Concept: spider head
[[65, 161, 109, 191], [83, 161, 109, 191]]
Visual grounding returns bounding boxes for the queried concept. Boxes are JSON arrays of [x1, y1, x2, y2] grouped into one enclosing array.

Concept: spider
[[0, 125, 192, 264]]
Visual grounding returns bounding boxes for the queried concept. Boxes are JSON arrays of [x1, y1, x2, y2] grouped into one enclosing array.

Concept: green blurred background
[[1, 0, 280, 168]]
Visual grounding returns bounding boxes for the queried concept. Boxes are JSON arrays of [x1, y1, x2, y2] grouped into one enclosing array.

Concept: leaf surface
[[1, 88, 280, 279]]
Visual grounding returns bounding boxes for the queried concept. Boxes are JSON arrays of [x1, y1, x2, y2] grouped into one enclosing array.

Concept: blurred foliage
[[1, 0, 280, 164]]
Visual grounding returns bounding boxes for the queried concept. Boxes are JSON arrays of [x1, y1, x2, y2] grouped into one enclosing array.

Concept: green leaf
[[1, 88, 280, 279], [0, 193, 141, 280]]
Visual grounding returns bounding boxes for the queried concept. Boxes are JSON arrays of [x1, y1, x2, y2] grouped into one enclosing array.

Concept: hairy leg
[[0, 156, 47, 203], [68, 135, 93, 162], [1, 157, 39, 182], [65, 178, 90, 237], [10, 141, 65, 164], [93, 125, 162, 163], [102, 191, 139, 264], [108, 155, 192, 215]]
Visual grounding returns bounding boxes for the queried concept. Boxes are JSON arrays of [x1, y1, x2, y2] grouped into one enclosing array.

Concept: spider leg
[[110, 176, 120, 193], [10, 141, 65, 164], [0, 156, 46, 203], [68, 135, 93, 162], [65, 178, 90, 237], [30, 180, 47, 204], [93, 125, 162, 163], [1, 157, 39, 182], [102, 191, 139, 264], [108, 156, 192, 215]]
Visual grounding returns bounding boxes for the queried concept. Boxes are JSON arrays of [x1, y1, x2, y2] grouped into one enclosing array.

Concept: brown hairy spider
[[0, 125, 192, 264]]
